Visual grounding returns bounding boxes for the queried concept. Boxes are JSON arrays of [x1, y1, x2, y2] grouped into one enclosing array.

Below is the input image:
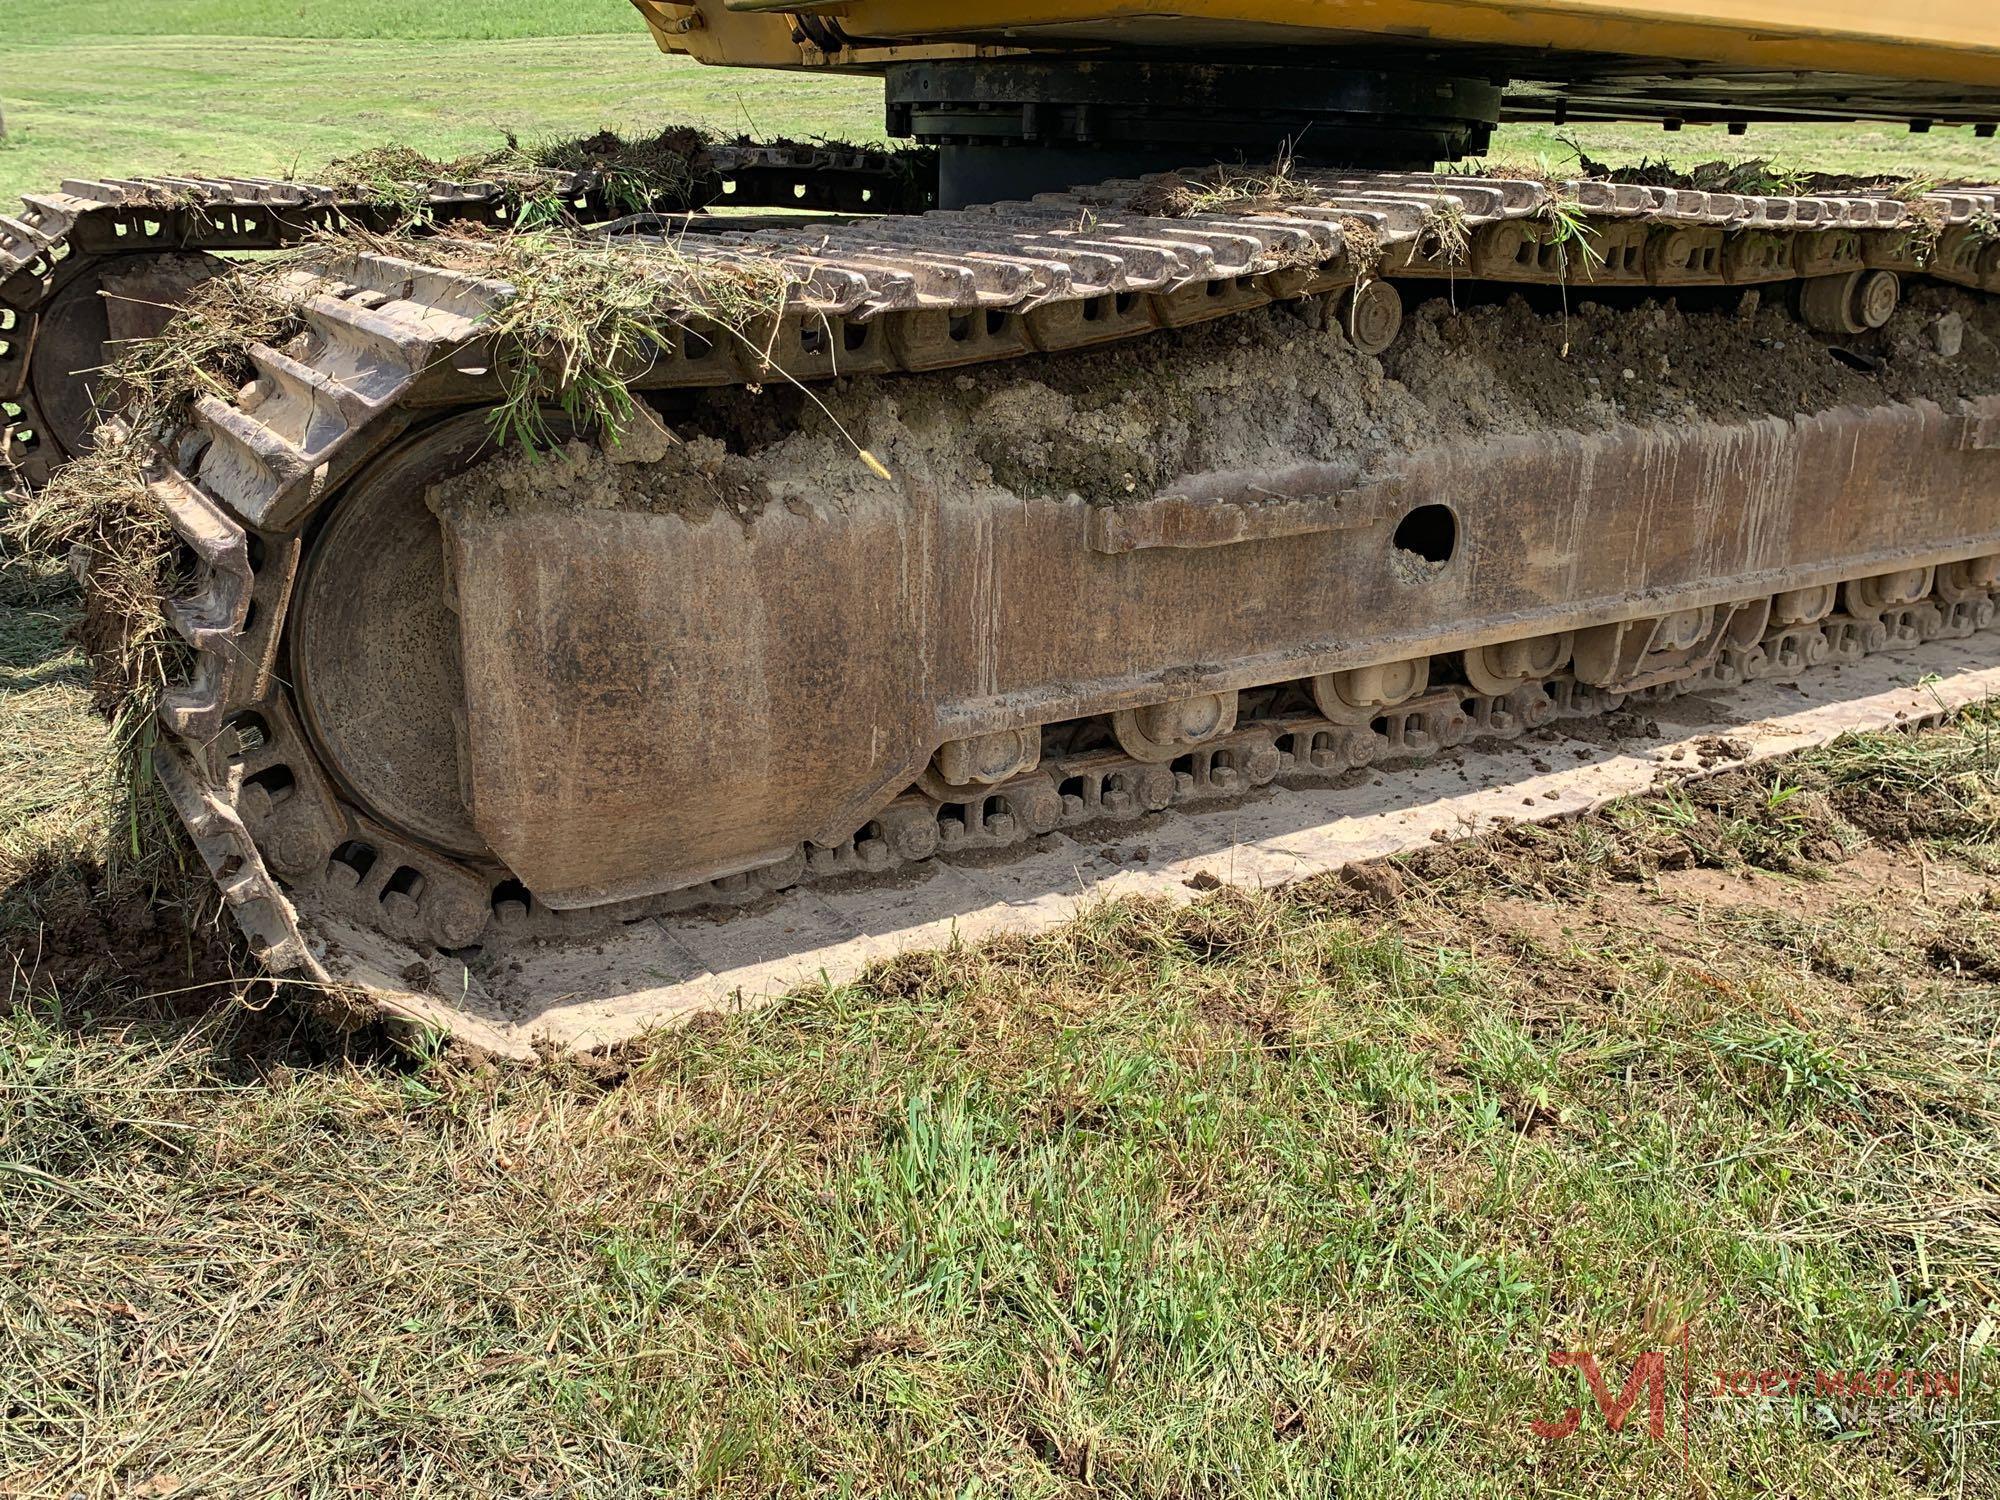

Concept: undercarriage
[[7, 124, 2000, 1049]]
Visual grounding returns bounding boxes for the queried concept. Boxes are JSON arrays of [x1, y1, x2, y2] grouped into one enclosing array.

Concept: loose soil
[[435, 280, 2000, 520]]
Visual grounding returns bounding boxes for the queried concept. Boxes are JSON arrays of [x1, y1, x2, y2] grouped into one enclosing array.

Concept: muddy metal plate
[[444, 500, 933, 905], [446, 397, 2000, 908], [315, 634, 2000, 1058]]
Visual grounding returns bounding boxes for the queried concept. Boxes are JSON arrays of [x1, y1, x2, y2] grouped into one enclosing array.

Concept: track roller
[[1310, 658, 1430, 724], [1336, 280, 1405, 355], [1462, 632, 1574, 696], [1800, 268, 1900, 335], [1112, 692, 1240, 762], [922, 727, 1042, 798]]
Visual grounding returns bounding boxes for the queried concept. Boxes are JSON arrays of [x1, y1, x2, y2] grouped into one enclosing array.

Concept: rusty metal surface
[[58, 160, 2000, 1045]]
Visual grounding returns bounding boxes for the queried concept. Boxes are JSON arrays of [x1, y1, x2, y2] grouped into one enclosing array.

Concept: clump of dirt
[[427, 432, 772, 526], [1577, 156, 1821, 195], [1127, 162, 1306, 219], [3, 847, 238, 1009], [531, 127, 712, 206], [1636, 772, 1856, 876], [316, 126, 922, 192], [1332, 859, 1410, 912], [764, 281, 1995, 503], [441, 278, 2000, 523], [536, 126, 708, 177], [1382, 282, 1999, 433]]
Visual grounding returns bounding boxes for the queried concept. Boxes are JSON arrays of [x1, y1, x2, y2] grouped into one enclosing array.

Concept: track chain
[[74, 162, 2000, 985]]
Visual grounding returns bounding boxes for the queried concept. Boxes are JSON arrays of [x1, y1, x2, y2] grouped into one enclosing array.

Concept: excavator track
[[0, 140, 935, 488], [73, 163, 2000, 1046]]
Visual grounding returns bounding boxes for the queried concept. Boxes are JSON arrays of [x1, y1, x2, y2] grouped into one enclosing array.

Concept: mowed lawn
[[0, 0, 883, 204], [7, 713, 2000, 1496]]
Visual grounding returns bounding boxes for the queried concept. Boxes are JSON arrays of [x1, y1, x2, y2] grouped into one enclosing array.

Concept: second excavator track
[[0, 139, 936, 489], [70, 160, 2000, 1044]]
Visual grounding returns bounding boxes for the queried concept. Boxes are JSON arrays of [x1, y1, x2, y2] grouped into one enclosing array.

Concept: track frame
[[46, 160, 2000, 1040]]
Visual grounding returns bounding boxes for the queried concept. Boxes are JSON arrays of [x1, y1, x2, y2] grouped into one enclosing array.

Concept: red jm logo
[[1531, 1350, 1670, 1441]]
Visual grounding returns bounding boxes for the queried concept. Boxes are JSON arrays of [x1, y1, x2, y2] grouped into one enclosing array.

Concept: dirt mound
[[452, 278, 1998, 519], [428, 431, 773, 526], [4, 849, 238, 1010]]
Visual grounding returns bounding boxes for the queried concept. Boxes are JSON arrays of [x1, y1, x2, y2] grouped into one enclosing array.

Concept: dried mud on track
[[436, 281, 2000, 523]]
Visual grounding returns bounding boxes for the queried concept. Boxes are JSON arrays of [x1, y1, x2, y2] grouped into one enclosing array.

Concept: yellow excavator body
[[633, 0, 2000, 98]]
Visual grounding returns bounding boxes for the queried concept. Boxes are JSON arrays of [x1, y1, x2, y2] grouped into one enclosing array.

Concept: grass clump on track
[[411, 224, 800, 449], [309, 124, 931, 230], [5, 712, 1999, 1495], [315, 125, 721, 225], [1126, 151, 1320, 220], [3, 261, 313, 720], [0, 262, 316, 985], [530, 125, 712, 217]]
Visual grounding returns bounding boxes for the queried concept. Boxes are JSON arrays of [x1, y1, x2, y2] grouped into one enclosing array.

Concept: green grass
[[0, 41, 887, 204], [5, 719, 1999, 1494], [0, 557, 103, 879], [1490, 124, 2000, 186], [5, 0, 641, 40]]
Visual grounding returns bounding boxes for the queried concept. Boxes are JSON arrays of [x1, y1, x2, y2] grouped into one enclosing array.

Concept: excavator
[[3, 2, 1998, 1050]]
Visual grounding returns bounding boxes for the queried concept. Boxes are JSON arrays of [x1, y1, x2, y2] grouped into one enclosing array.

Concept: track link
[[70, 162, 2000, 1033]]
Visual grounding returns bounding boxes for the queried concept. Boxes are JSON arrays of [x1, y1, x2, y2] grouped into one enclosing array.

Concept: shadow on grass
[[0, 656, 91, 693], [0, 546, 405, 1070]]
